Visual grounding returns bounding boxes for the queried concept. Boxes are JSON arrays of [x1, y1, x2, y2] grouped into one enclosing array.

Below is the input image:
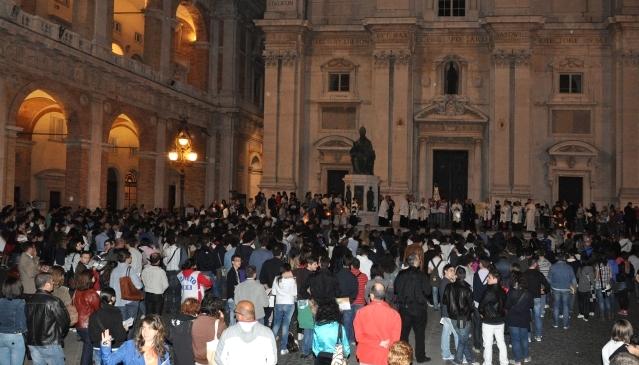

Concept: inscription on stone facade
[[419, 33, 489, 45], [267, 0, 296, 11]]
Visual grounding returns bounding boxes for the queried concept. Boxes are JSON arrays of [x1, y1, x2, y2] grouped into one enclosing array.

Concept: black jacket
[[260, 257, 285, 288], [88, 304, 127, 348], [167, 313, 196, 365], [522, 268, 551, 299], [443, 281, 473, 322], [479, 284, 506, 324], [26, 290, 70, 346], [505, 288, 533, 328], [194, 246, 220, 272], [335, 268, 358, 302], [394, 266, 432, 314], [308, 269, 339, 303]]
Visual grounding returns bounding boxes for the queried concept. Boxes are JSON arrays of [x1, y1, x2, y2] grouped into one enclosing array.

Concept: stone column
[[472, 138, 483, 201], [512, 51, 532, 197], [144, 0, 172, 77], [3, 126, 21, 206], [418, 138, 427, 199], [219, 16, 238, 100], [86, 97, 104, 208], [208, 17, 220, 95], [390, 50, 412, 193], [65, 139, 90, 208], [72, 0, 95, 41], [491, 50, 513, 197], [154, 117, 167, 208], [137, 152, 157, 208], [370, 51, 392, 190], [93, 0, 112, 49], [617, 53, 639, 202], [0, 77, 7, 206], [204, 118, 217, 204], [218, 113, 236, 200]]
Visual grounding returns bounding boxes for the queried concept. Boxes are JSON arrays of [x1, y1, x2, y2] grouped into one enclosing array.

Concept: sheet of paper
[[336, 297, 351, 311]]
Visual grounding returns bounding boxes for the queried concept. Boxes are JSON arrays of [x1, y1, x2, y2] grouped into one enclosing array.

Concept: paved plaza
[[53, 304, 631, 365]]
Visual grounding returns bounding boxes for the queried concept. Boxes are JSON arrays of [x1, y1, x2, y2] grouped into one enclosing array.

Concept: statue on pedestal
[[350, 127, 376, 175], [367, 187, 375, 212]]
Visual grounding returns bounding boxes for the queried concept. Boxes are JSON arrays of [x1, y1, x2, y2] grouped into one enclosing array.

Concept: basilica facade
[[258, 0, 639, 207], [0, 0, 265, 210]]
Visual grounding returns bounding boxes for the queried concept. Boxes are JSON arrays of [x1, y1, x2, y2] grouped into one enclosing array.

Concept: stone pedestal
[[343, 174, 380, 226]]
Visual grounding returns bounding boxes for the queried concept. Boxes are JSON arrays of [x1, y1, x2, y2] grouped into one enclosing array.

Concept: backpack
[[178, 244, 189, 268], [429, 258, 443, 286]]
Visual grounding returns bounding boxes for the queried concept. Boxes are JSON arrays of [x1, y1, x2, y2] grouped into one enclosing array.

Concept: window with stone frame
[[124, 170, 138, 207], [438, 0, 466, 16], [444, 61, 460, 95], [321, 58, 358, 97], [559, 73, 582, 94], [328, 73, 350, 92]]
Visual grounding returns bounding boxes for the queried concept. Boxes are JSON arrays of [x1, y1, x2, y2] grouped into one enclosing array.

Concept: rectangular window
[[559, 73, 582, 93], [321, 106, 357, 130], [328, 73, 350, 92], [551, 110, 591, 134], [438, 0, 465, 16], [49, 115, 65, 142], [134, 32, 143, 44], [113, 21, 121, 33]]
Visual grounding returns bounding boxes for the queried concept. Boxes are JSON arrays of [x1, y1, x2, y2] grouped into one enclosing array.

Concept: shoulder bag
[[120, 267, 144, 301]]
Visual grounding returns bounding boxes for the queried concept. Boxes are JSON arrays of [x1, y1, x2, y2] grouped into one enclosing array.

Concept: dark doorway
[[327, 170, 348, 196], [106, 168, 118, 211], [168, 185, 176, 212], [433, 150, 468, 201], [49, 191, 61, 209], [558, 176, 583, 205], [13, 186, 21, 207]]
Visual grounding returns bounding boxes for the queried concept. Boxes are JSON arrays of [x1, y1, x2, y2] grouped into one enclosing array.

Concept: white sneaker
[[577, 314, 584, 319], [279, 349, 289, 356], [589, 312, 595, 316]]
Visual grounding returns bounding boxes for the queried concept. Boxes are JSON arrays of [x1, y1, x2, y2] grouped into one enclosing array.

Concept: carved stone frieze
[[558, 57, 585, 69], [263, 49, 298, 67], [492, 49, 531, 67], [373, 49, 412, 67]]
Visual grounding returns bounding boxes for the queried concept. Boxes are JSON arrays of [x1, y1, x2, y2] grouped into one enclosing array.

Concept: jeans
[[577, 291, 593, 318], [302, 327, 313, 356], [596, 289, 613, 316], [0, 333, 25, 365], [117, 301, 141, 322], [532, 297, 544, 337], [441, 317, 459, 359], [165, 270, 181, 315], [226, 298, 237, 325], [272, 304, 295, 351], [482, 323, 508, 365], [341, 308, 355, 344], [78, 328, 93, 365], [452, 320, 473, 364], [432, 286, 440, 309], [28, 345, 65, 365], [509, 326, 529, 362], [400, 309, 428, 362], [552, 290, 571, 328]]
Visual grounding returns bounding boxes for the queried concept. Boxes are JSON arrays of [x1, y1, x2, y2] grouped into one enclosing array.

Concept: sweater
[[353, 301, 401, 365], [141, 265, 169, 295], [234, 279, 269, 319], [548, 261, 577, 291], [215, 321, 277, 365], [192, 315, 226, 364]]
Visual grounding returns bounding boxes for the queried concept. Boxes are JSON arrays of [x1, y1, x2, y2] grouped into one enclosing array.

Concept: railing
[[0, 0, 210, 101]]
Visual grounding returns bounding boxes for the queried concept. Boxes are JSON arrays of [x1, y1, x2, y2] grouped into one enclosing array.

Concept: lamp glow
[[187, 152, 198, 161], [178, 137, 189, 146], [168, 151, 179, 161]]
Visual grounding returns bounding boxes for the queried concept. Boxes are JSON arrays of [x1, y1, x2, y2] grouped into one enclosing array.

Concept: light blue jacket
[[101, 340, 170, 365], [312, 321, 351, 357]]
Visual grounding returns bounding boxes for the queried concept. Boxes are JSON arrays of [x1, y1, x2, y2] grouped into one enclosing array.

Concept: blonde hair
[[388, 341, 413, 365]]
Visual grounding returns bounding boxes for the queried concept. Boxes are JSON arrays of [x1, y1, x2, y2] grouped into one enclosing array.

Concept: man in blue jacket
[[548, 253, 577, 329]]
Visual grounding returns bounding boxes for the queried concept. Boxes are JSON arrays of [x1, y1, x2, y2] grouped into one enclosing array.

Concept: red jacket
[[73, 289, 100, 329], [353, 300, 401, 365]]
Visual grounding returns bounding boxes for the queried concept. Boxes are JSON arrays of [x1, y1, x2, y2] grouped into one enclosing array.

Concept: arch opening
[[107, 114, 140, 208]]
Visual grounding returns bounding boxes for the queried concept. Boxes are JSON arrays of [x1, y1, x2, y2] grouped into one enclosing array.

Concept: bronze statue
[[350, 127, 376, 175]]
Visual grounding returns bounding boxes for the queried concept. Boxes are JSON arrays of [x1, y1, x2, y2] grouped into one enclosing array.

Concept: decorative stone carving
[[321, 58, 356, 71], [493, 49, 531, 67], [262, 49, 298, 66], [619, 51, 639, 66], [415, 95, 489, 123], [373, 49, 412, 67], [558, 57, 585, 69]]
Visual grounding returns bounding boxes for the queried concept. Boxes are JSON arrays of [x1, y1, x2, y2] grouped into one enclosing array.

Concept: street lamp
[[168, 119, 197, 216]]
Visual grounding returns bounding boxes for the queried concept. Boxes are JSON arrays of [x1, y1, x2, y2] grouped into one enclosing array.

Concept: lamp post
[[168, 120, 197, 217]]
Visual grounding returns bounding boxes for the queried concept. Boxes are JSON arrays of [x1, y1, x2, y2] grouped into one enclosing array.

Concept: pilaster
[[154, 117, 167, 208], [3, 126, 21, 206], [144, 0, 173, 78], [87, 97, 104, 208], [218, 113, 237, 200], [205, 118, 217, 205]]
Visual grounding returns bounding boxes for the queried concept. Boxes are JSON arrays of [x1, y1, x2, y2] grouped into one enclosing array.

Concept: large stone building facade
[[0, 0, 265, 210], [258, 0, 639, 207]]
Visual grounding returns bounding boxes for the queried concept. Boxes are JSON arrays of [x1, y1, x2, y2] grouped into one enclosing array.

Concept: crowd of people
[[0, 191, 636, 365]]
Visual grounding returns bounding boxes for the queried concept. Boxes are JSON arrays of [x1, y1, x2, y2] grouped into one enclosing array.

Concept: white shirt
[[378, 199, 389, 217], [601, 339, 625, 365], [427, 256, 445, 279], [356, 255, 373, 278], [141, 265, 169, 295], [271, 276, 297, 305], [162, 244, 181, 271], [399, 199, 409, 216]]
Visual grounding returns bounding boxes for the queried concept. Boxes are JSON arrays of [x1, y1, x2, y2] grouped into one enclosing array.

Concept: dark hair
[[231, 254, 242, 262], [35, 272, 53, 290], [116, 249, 131, 263], [246, 265, 257, 278], [271, 243, 283, 258], [510, 271, 527, 290], [100, 287, 116, 305], [1, 277, 23, 299], [242, 230, 256, 243], [74, 270, 94, 291], [488, 269, 501, 282], [455, 266, 467, 281], [351, 257, 361, 269], [50, 266, 65, 288], [611, 319, 634, 343], [181, 258, 196, 271], [199, 293, 225, 318], [315, 300, 341, 324], [149, 253, 162, 266], [443, 263, 455, 272], [134, 314, 166, 358]]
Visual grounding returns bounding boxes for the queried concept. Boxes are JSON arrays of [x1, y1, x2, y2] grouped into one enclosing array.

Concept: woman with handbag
[[73, 270, 101, 365], [110, 249, 144, 322], [312, 300, 350, 365], [100, 314, 171, 365], [191, 293, 226, 365], [271, 263, 297, 355]]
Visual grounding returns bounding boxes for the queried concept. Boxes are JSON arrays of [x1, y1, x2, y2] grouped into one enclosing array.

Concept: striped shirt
[[351, 269, 369, 306]]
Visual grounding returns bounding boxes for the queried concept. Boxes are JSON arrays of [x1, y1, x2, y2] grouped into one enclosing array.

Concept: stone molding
[[619, 51, 639, 66], [492, 49, 531, 67]]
